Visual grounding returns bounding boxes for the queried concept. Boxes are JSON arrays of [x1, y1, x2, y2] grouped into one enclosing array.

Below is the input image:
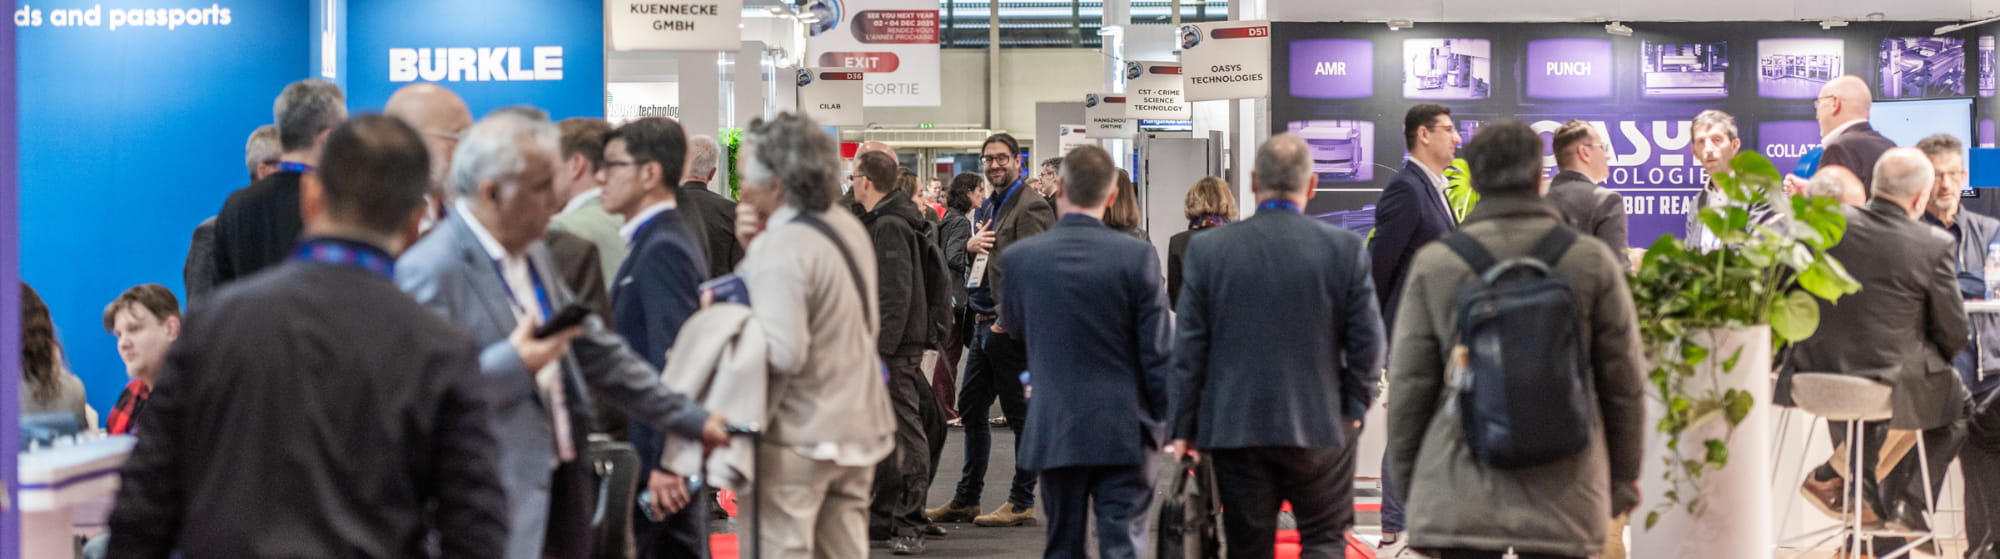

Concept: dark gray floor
[[871, 426, 1046, 559]]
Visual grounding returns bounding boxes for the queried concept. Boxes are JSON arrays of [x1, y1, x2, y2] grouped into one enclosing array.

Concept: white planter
[[1634, 326, 1774, 559]]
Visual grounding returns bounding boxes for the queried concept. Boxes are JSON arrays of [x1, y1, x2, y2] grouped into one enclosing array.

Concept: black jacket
[[108, 243, 508, 558], [1167, 224, 1223, 309], [212, 170, 306, 287], [940, 209, 974, 310], [679, 181, 744, 279], [856, 189, 933, 355], [1822, 121, 1898, 197]]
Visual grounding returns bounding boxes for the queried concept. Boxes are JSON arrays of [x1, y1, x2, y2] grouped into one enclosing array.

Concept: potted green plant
[[1628, 151, 1861, 554]]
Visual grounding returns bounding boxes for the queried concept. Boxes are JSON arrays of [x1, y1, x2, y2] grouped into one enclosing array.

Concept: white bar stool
[[1784, 373, 1943, 559]]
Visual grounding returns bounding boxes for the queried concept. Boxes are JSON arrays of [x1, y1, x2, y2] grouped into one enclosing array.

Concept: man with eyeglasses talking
[[1546, 119, 1629, 267], [1786, 75, 1894, 198]]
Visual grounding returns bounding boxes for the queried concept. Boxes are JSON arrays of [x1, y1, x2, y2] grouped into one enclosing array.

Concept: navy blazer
[[998, 214, 1172, 470], [612, 208, 709, 476], [1369, 160, 1455, 332], [1172, 207, 1385, 450]]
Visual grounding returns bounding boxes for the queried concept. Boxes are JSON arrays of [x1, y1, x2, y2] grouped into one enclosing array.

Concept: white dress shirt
[[619, 199, 678, 246], [458, 200, 577, 462], [1412, 158, 1455, 221]]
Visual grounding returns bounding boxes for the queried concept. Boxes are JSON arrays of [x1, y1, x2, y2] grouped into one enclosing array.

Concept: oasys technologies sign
[[1180, 20, 1271, 101], [798, 67, 866, 126], [607, 0, 743, 51]]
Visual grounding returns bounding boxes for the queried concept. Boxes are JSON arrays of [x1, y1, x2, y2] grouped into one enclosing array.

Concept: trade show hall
[[12, 1, 2000, 558]]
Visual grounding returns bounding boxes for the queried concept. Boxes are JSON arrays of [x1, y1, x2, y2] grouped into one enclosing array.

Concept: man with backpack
[[1168, 133, 1384, 559], [852, 150, 949, 554], [1383, 120, 1647, 559]]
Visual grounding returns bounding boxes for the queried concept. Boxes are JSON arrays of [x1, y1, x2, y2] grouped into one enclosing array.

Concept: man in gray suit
[[1781, 147, 1969, 535], [397, 112, 731, 559], [1545, 119, 1628, 262], [733, 111, 895, 559], [551, 117, 626, 286]]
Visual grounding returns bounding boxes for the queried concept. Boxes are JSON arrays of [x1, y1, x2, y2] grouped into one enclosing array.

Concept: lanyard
[[278, 161, 312, 174], [292, 238, 396, 279], [981, 178, 1025, 223], [1257, 199, 1301, 213], [491, 257, 554, 320]]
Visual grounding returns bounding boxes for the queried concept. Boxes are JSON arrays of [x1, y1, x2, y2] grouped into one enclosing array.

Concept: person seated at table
[[101, 284, 182, 435], [20, 281, 89, 428]]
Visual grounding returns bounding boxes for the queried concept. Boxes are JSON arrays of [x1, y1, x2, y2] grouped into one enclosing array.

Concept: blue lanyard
[[980, 179, 1025, 223], [292, 238, 396, 279], [491, 257, 554, 320], [278, 161, 312, 174], [1258, 199, 1301, 213]]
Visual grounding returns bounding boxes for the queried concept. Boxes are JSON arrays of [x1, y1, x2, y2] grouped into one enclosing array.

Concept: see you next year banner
[[1272, 21, 2000, 247]]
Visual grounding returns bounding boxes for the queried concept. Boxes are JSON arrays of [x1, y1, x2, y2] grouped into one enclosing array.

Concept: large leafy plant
[[1631, 151, 1861, 529], [721, 127, 743, 200]]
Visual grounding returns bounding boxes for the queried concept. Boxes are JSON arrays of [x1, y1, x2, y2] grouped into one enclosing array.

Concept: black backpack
[[1442, 226, 1595, 469]]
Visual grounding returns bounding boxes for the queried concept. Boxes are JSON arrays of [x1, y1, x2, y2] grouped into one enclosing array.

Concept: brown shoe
[[924, 500, 979, 523], [1799, 475, 1879, 525], [973, 503, 1037, 527]]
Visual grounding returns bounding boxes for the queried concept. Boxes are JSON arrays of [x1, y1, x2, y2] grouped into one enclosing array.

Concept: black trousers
[[954, 321, 1036, 509], [1209, 434, 1358, 559], [1039, 457, 1160, 559], [870, 353, 940, 536], [1967, 436, 2000, 548], [635, 494, 708, 559], [1823, 419, 1966, 521]]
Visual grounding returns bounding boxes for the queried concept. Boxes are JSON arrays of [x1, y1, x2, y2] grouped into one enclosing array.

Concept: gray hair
[[449, 113, 559, 199], [1805, 170, 1849, 200], [272, 79, 347, 152], [1692, 109, 1738, 141], [686, 135, 721, 178], [1254, 134, 1314, 193], [1872, 147, 1935, 202], [244, 124, 280, 174], [742, 112, 839, 212]]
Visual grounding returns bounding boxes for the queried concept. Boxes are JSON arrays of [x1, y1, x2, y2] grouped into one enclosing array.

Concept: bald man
[[385, 83, 473, 231], [1810, 75, 1897, 197]]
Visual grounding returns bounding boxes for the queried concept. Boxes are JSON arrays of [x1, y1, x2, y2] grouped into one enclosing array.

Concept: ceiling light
[[1387, 19, 1413, 31], [1936, 15, 2000, 35], [1604, 21, 1633, 36], [1820, 18, 1848, 30]]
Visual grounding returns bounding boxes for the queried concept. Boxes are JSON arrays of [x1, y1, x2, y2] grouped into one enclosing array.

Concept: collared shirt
[[1411, 157, 1455, 222], [561, 188, 604, 215], [457, 200, 576, 461], [620, 199, 678, 246], [107, 379, 151, 435], [1821, 119, 1866, 145]]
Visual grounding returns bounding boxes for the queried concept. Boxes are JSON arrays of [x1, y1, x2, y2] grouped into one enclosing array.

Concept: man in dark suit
[[211, 79, 347, 287], [597, 117, 712, 559], [928, 133, 1057, 528], [186, 125, 283, 311], [851, 149, 943, 553], [108, 115, 508, 558], [545, 230, 610, 325], [1781, 147, 1969, 534], [679, 134, 745, 279], [1170, 133, 1385, 559], [1545, 119, 1629, 263], [397, 112, 731, 559], [1789, 75, 1897, 197], [999, 145, 1171, 559]]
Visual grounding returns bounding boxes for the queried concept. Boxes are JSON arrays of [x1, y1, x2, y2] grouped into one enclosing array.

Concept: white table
[[1968, 301, 2000, 314], [17, 435, 134, 558]]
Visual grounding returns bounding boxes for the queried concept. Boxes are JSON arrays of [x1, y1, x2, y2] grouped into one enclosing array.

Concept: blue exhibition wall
[[346, 0, 604, 119], [17, 1, 310, 416]]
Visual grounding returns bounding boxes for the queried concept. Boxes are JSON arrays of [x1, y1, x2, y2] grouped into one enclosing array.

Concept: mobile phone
[[699, 274, 752, 306], [532, 304, 591, 338]]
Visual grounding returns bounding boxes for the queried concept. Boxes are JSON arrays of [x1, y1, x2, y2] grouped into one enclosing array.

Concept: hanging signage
[[607, 0, 744, 52], [1125, 60, 1190, 120], [1086, 93, 1134, 139], [1057, 123, 1093, 154], [797, 67, 865, 126], [806, 0, 941, 107], [1180, 19, 1271, 101], [349, 0, 605, 119]]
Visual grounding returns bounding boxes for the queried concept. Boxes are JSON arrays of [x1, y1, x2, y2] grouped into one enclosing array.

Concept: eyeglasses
[[597, 159, 638, 173], [422, 129, 464, 142], [1937, 169, 1970, 182], [1813, 95, 1837, 109], [981, 155, 1015, 164]]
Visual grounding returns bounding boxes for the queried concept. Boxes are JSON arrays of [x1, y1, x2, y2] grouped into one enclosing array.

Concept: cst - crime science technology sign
[[1180, 20, 1271, 101], [1125, 61, 1190, 120], [806, 0, 941, 107], [798, 67, 865, 126], [607, 0, 743, 51]]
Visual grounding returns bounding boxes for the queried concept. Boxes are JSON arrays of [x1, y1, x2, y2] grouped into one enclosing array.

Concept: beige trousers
[[745, 445, 876, 559]]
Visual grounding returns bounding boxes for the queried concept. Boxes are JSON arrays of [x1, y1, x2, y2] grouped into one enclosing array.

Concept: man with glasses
[[1546, 119, 1630, 266], [1789, 75, 1894, 197], [548, 118, 624, 286], [927, 133, 1055, 529], [1368, 104, 1460, 554], [385, 83, 473, 234], [1916, 133, 2000, 550]]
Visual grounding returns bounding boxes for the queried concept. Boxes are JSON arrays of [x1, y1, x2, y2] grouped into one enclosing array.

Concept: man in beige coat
[[1384, 120, 1648, 559]]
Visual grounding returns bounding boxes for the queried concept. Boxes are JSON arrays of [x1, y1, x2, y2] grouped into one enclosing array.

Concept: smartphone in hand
[[532, 305, 591, 338]]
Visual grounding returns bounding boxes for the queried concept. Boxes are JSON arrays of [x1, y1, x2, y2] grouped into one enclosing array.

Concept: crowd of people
[[10, 71, 1997, 559]]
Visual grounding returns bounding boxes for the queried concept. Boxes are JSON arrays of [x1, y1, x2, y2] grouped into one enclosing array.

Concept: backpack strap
[[1442, 233, 1498, 275], [1528, 226, 1579, 267], [792, 212, 875, 320]]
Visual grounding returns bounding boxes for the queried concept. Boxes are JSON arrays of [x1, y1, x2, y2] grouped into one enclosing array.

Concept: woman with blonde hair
[[1167, 176, 1236, 308], [1104, 169, 1149, 241]]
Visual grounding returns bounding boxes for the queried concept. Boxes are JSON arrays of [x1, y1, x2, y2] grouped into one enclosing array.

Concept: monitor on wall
[[1871, 98, 1975, 195]]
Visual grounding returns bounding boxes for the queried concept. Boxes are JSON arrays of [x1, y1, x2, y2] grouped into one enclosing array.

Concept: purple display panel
[[1288, 120, 1376, 183], [1982, 119, 1995, 148], [1759, 120, 1825, 177], [1641, 41, 1729, 99], [1758, 38, 1844, 99], [1879, 37, 1966, 98], [1288, 39, 1374, 99], [1524, 38, 1614, 100], [1980, 36, 1994, 98], [1403, 38, 1491, 100], [1519, 114, 1713, 244], [1, 0, 19, 555]]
